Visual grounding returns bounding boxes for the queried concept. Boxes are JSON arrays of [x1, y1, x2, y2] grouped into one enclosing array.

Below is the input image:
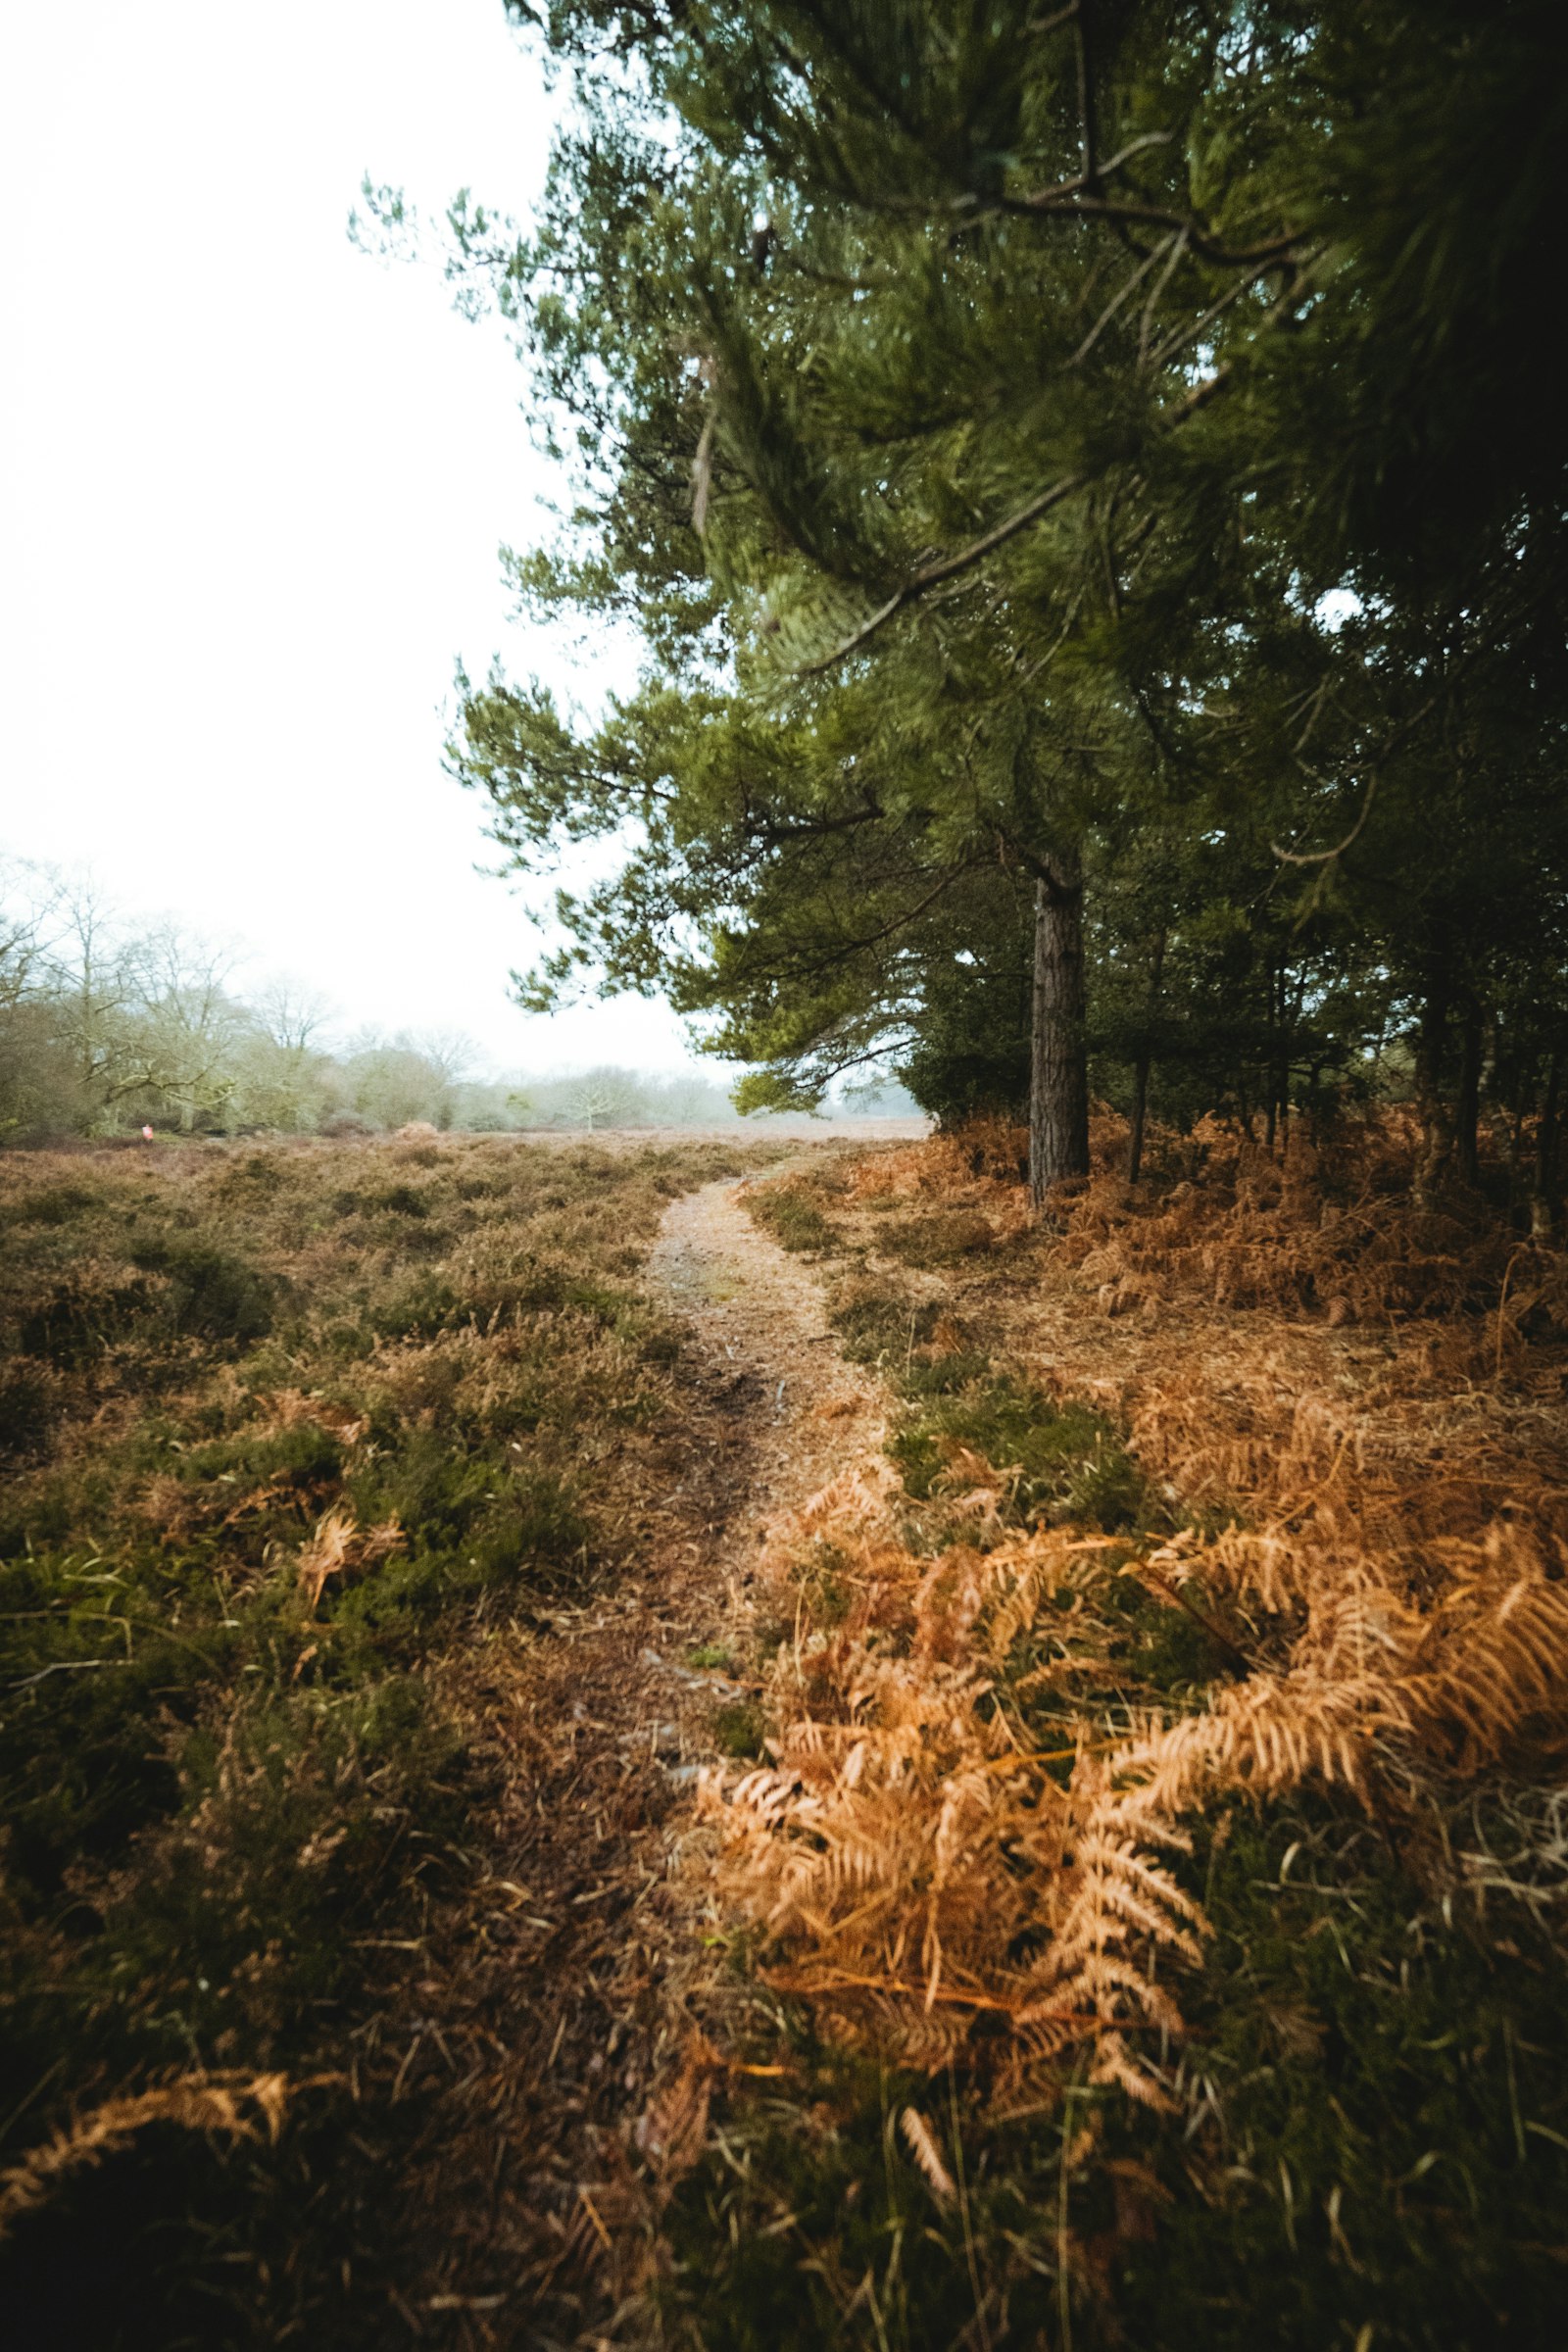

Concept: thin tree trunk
[[1029, 851, 1091, 1207], [1455, 999, 1483, 1189], [1279, 964, 1298, 1160], [1264, 960, 1278, 1155], [1127, 925, 1166, 1185], [1413, 978, 1454, 1210], [1532, 1047, 1562, 1239]]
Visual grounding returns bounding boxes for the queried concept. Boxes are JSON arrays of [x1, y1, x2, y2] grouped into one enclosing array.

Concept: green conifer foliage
[[438, 0, 1568, 1209]]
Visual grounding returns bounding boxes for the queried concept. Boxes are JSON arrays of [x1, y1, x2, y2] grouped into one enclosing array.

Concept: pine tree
[[434, 0, 1568, 1206]]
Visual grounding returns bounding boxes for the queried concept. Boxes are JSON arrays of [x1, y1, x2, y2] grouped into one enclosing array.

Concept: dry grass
[[0, 1128, 786, 2338]]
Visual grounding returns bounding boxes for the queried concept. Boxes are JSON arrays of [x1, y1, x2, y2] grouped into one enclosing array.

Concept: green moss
[[898, 1347, 993, 1397], [712, 1699, 769, 1758], [890, 1375, 1146, 1533], [829, 1285, 939, 1367]]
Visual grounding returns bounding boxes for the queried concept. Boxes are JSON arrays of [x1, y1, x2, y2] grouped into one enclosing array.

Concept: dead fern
[[0, 2073, 295, 2240], [704, 1113, 1568, 2113], [296, 1506, 404, 1610]]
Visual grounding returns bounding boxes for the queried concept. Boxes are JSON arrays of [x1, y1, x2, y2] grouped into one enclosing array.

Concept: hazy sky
[[0, 0, 699, 1072]]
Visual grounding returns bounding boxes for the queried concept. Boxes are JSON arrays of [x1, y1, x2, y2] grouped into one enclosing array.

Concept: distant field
[[487, 1115, 930, 1146], [0, 1129, 789, 2341]]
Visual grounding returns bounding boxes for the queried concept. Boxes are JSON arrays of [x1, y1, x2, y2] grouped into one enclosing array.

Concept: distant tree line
[[0, 863, 845, 1140], [393, 0, 1567, 1218]]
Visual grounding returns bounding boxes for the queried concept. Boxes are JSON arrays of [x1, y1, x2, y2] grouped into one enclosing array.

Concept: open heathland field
[[0, 1129, 800, 2344], [3, 1119, 1568, 2350]]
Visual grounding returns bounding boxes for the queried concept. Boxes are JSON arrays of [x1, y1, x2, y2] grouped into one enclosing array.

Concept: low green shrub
[[748, 1185, 842, 1254], [890, 1374, 1146, 1532]]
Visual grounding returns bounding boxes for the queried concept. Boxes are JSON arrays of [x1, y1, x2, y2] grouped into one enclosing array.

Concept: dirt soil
[[386, 1176, 881, 2343]]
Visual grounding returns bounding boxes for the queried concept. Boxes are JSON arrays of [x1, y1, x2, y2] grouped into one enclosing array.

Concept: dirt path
[[394, 1174, 881, 2342], [648, 1174, 884, 1535]]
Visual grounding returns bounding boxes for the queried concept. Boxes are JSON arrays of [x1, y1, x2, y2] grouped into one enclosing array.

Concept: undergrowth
[[697, 1125, 1568, 2347], [0, 1130, 770, 2344]]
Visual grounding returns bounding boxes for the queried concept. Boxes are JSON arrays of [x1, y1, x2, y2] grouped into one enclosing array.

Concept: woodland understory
[[2, 1115, 1566, 2349]]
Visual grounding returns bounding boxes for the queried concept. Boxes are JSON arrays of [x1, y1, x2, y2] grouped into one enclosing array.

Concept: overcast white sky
[[0, 0, 702, 1073]]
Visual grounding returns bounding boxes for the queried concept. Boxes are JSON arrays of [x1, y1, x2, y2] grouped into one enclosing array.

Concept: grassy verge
[[0, 1131, 773, 2343]]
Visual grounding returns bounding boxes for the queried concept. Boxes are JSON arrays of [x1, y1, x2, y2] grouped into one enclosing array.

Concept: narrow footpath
[[391, 1174, 881, 2343]]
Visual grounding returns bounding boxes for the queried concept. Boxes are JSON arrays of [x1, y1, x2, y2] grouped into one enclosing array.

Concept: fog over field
[[0, 0, 685, 1070], [0, 858, 917, 1139]]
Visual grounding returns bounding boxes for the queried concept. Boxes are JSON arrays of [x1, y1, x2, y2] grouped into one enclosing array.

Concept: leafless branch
[[1272, 773, 1381, 867], [1026, 3, 1081, 34]]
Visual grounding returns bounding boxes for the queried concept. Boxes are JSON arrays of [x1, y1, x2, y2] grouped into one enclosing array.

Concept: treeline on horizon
[[0, 864, 910, 1141], [383, 0, 1568, 1220]]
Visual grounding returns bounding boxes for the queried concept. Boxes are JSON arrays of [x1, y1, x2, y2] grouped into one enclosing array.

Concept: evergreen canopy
[[426, 0, 1568, 1202]]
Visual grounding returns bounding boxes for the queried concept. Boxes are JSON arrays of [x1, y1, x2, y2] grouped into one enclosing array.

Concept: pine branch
[[801, 365, 1232, 676]]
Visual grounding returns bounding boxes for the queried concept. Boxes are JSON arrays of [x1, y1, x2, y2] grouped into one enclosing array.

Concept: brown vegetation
[[710, 1115, 1568, 2095], [0, 1129, 792, 2343], [655, 1116, 1568, 2349]]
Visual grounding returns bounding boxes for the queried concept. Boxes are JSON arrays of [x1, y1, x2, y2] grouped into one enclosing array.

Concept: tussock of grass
[[882, 1204, 996, 1262], [745, 1179, 842, 1255], [890, 1373, 1146, 1534], [829, 1281, 940, 1368]]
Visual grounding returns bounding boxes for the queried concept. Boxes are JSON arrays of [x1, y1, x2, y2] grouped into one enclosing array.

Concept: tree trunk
[[1455, 999, 1483, 1189], [1532, 1048, 1562, 1239], [1278, 963, 1298, 1160], [1029, 852, 1091, 1207], [1264, 957, 1277, 1157], [1127, 925, 1166, 1185], [1259, 959, 1278, 1161], [1413, 979, 1454, 1210]]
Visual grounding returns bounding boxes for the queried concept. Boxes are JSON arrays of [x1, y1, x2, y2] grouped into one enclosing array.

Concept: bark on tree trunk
[[1455, 1000, 1483, 1190], [1532, 1048, 1562, 1239], [1029, 851, 1091, 1207], [1413, 980, 1454, 1211], [1265, 960, 1279, 1156], [1127, 925, 1166, 1185]]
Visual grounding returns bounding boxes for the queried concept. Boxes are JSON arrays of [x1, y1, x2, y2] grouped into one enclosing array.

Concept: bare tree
[[254, 976, 334, 1054], [117, 925, 248, 1131]]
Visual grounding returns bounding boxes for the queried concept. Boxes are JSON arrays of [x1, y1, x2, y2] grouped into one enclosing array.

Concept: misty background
[[0, 0, 741, 1091]]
